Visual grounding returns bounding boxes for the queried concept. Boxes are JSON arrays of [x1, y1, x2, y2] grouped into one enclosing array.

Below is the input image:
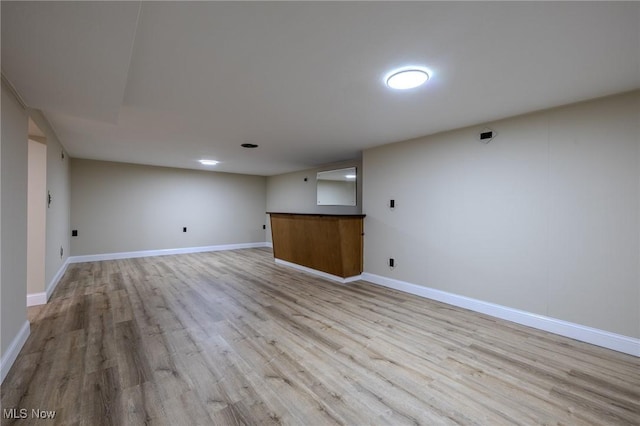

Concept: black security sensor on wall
[[478, 127, 496, 144], [480, 131, 493, 140], [241, 143, 258, 148]]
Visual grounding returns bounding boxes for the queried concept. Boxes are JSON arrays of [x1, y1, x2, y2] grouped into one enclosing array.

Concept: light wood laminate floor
[[2, 248, 638, 425]]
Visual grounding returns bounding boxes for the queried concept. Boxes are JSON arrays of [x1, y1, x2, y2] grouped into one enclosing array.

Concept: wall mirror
[[317, 167, 357, 206]]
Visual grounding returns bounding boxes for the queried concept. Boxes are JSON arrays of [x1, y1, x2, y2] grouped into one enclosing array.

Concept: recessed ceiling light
[[386, 68, 430, 90], [199, 159, 219, 166], [345, 174, 356, 179], [241, 143, 259, 148]]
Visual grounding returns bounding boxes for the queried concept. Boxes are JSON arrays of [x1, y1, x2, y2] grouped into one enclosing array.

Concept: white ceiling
[[2, 1, 639, 176]]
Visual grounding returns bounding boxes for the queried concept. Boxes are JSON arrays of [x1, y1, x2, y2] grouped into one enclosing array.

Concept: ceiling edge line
[[31, 111, 70, 157], [0, 71, 70, 155], [1, 71, 28, 109], [118, 1, 144, 109]]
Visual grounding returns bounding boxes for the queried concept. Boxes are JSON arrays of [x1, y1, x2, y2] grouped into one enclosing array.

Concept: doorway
[[26, 118, 47, 304]]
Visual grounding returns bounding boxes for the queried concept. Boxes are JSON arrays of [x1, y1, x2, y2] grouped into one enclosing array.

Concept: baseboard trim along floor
[[275, 258, 362, 284], [67, 242, 271, 263], [361, 272, 640, 357], [0, 321, 30, 384]]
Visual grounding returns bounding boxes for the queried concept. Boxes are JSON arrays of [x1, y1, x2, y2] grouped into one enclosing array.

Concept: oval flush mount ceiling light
[[385, 68, 430, 90], [199, 159, 219, 166]]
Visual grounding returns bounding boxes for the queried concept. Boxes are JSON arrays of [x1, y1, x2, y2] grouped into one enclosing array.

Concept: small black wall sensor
[[183, 227, 187, 232], [479, 127, 496, 144], [480, 131, 493, 140], [390, 199, 395, 209], [389, 258, 395, 268], [72, 230, 78, 237]]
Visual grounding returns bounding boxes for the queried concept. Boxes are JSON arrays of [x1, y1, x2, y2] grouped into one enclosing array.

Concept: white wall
[[30, 111, 71, 294], [27, 139, 47, 295], [1, 81, 29, 356], [71, 159, 267, 256], [363, 91, 639, 339], [267, 159, 362, 214], [23, 111, 72, 301], [0, 85, 3, 360]]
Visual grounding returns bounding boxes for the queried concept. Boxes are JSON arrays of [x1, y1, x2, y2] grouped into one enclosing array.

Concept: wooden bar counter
[[268, 213, 365, 279]]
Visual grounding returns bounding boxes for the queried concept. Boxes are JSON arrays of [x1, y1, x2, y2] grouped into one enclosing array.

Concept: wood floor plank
[[116, 382, 167, 426], [2, 248, 638, 425], [80, 366, 121, 426]]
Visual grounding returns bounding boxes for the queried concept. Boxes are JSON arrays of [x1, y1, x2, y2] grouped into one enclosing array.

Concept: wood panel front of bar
[[268, 213, 365, 278]]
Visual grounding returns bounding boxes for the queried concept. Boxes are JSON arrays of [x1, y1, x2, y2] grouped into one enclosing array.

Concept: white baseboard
[[68, 242, 270, 263], [1, 321, 30, 384], [26, 292, 47, 307], [265, 242, 273, 248], [361, 273, 640, 357], [275, 258, 362, 284], [46, 257, 70, 299], [26, 258, 71, 307]]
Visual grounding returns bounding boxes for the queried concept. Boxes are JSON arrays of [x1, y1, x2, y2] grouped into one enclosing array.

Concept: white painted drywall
[[70, 159, 267, 256], [266, 159, 362, 214], [363, 91, 640, 338], [28, 110, 71, 295], [1, 81, 29, 356], [27, 139, 47, 295]]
